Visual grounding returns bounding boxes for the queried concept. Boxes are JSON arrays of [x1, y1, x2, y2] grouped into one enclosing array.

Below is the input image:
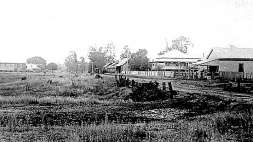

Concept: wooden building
[[103, 62, 113, 73], [0, 62, 26, 72], [116, 58, 129, 73], [195, 46, 253, 80], [150, 50, 201, 71], [103, 58, 129, 74], [103, 62, 118, 73]]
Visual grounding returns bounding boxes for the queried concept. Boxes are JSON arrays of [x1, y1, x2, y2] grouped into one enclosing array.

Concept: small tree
[[65, 51, 78, 73], [120, 45, 131, 59], [79, 57, 87, 73], [46, 62, 58, 72], [104, 42, 116, 63]]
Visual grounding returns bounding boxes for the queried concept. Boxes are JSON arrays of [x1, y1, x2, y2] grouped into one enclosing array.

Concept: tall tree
[[79, 57, 87, 73], [120, 45, 131, 59], [26, 56, 47, 69], [88, 43, 116, 73], [88, 46, 107, 73], [171, 36, 193, 53], [104, 42, 116, 63], [65, 51, 78, 73], [129, 49, 150, 71], [159, 36, 193, 55]]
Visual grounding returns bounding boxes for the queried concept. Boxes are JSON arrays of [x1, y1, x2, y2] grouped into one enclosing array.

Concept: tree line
[[64, 43, 150, 73], [26, 36, 191, 73], [26, 56, 58, 72]]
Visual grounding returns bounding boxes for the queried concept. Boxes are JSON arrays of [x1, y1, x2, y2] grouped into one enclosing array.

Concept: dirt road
[[104, 74, 253, 102]]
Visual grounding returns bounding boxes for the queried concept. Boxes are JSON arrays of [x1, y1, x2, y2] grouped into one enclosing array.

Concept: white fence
[[121, 71, 174, 78]]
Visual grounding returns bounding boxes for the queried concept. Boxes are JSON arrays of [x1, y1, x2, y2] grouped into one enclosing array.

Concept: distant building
[[102, 58, 129, 74], [103, 62, 118, 73], [0, 62, 26, 72], [195, 46, 253, 80], [116, 58, 129, 73], [150, 50, 201, 71], [103, 62, 114, 73]]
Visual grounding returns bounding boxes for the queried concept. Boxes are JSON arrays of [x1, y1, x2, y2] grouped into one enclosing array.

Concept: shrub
[[129, 82, 171, 102]]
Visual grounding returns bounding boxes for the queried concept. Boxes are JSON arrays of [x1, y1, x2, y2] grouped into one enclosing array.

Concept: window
[[209, 66, 219, 72], [239, 63, 244, 72]]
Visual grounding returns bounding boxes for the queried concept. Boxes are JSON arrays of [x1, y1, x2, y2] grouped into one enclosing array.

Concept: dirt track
[[104, 74, 253, 103]]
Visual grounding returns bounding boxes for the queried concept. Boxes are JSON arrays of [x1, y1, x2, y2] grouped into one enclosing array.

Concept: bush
[[129, 82, 171, 102]]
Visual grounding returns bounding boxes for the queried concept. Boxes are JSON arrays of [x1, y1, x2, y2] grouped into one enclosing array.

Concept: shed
[[195, 46, 253, 80], [115, 58, 129, 73]]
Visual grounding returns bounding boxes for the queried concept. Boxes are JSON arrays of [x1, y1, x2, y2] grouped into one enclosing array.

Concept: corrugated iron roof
[[194, 46, 253, 66], [157, 49, 202, 59], [103, 62, 113, 68], [207, 46, 253, 60], [106, 62, 118, 69], [116, 58, 128, 67], [151, 58, 200, 63]]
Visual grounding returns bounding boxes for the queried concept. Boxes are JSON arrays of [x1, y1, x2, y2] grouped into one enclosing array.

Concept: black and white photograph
[[0, 0, 253, 141]]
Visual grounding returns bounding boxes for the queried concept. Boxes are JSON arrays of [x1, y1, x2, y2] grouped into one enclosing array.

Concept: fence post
[[168, 82, 173, 91], [162, 82, 166, 90], [168, 82, 174, 99]]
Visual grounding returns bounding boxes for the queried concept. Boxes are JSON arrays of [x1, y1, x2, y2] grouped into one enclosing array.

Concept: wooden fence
[[119, 70, 253, 81], [121, 71, 175, 78], [121, 70, 201, 79], [219, 71, 253, 81]]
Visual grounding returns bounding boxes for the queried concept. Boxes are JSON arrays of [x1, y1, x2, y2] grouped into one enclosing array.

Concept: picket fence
[[121, 71, 175, 78], [120, 70, 253, 81]]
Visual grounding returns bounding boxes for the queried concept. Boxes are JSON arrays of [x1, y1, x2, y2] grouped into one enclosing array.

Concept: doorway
[[238, 63, 244, 72]]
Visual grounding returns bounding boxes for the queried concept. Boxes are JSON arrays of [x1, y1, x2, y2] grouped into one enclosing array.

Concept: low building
[[103, 58, 129, 74], [150, 50, 201, 71], [195, 46, 253, 80], [104, 62, 118, 73], [116, 58, 129, 73], [0, 62, 26, 72], [103, 62, 114, 73]]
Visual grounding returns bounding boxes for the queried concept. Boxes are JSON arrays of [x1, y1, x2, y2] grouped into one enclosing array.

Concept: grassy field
[[0, 72, 252, 141]]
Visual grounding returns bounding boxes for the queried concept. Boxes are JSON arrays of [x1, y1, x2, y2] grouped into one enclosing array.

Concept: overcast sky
[[0, 0, 253, 63]]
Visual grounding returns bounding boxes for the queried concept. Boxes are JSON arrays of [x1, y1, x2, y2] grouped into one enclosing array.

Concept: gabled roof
[[152, 49, 201, 63], [207, 46, 253, 60], [194, 46, 253, 66], [150, 58, 201, 63], [107, 62, 118, 69], [116, 58, 128, 67], [103, 62, 113, 68], [193, 59, 216, 66], [158, 50, 198, 59]]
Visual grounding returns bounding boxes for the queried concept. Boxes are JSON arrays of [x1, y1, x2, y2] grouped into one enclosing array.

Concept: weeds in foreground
[[0, 95, 108, 106], [0, 119, 236, 142]]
